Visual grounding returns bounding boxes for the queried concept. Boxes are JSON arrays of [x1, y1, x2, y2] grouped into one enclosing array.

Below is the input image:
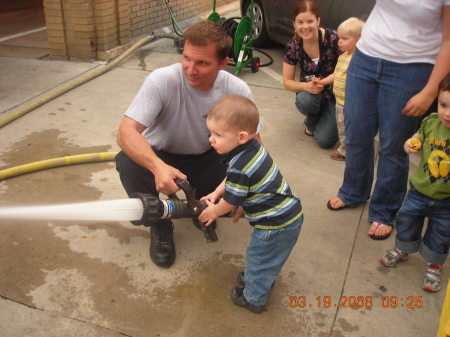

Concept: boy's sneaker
[[379, 247, 409, 267], [423, 264, 442, 292], [231, 287, 265, 313]]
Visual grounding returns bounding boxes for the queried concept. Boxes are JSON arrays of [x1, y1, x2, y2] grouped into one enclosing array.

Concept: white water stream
[[0, 198, 144, 222]]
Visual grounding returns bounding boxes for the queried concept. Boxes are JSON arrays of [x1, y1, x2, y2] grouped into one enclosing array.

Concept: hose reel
[[217, 16, 260, 74]]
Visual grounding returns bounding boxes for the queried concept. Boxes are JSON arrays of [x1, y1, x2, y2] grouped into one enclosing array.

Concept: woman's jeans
[[395, 187, 450, 265], [243, 216, 303, 306], [295, 91, 338, 149], [338, 49, 433, 225]]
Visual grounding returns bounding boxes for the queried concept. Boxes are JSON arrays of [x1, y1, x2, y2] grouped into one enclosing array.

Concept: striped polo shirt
[[332, 51, 353, 106], [223, 139, 303, 229]]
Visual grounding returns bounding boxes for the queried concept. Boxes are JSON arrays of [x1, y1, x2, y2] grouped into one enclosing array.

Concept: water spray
[[0, 179, 218, 242]]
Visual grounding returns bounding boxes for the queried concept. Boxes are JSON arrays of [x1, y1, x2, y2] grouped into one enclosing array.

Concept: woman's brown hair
[[292, 0, 320, 21]]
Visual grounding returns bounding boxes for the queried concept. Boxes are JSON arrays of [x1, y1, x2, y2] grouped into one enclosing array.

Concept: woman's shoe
[[369, 222, 393, 240], [327, 196, 348, 210], [329, 151, 346, 161]]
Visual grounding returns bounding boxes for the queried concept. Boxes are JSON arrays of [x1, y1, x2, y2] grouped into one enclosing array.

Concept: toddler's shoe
[[379, 247, 408, 267], [423, 264, 442, 292], [231, 287, 265, 313]]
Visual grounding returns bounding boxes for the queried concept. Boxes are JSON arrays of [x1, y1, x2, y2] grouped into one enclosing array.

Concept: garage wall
[[43, 0, 236, 61]]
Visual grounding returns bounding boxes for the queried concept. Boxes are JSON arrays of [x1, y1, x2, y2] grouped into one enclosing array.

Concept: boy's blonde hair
[[208, 95, 259, 135], [337, 17, 364, 38]]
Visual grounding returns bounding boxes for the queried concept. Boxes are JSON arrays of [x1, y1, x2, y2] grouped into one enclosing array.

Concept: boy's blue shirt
[[223, 138, 303, 229]]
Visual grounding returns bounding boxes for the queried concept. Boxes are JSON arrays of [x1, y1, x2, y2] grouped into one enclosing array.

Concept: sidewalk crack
[[0, 294, 132, 337], [328, 201, 367, 337]]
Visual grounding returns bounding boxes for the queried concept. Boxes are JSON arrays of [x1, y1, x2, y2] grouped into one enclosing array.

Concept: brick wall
[[44, 0, 237, 61]]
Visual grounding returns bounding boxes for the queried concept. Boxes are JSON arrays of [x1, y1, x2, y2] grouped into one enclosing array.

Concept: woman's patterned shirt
[[283, 28, 341, 100]]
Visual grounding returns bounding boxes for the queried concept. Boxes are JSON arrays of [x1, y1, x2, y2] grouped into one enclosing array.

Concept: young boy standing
[[380, 73, 450, 292], [199, 95, 303, 313], [318, 17, 364, 161]]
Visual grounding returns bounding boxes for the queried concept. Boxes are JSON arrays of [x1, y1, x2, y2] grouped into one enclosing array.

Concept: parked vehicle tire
[[243, 0, 271, 47]]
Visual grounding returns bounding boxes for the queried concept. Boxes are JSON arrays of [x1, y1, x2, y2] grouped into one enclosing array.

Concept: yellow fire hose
[[0, 32, 175, 181], [0, 152, 118, 181], [0, 35, 154, 128]]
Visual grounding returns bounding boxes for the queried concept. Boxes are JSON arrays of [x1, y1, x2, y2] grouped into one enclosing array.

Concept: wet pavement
[[0, 3, 448, 337]]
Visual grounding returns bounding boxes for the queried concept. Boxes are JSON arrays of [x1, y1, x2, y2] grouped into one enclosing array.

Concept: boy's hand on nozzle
[[232, 206, 245, 223], [405, 138, 421, 154], [198, 199, 218, 227], [200, 191, 220, 204]]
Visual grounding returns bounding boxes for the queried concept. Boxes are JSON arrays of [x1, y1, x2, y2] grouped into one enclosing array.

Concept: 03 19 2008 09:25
[[289, 295, 424, 309]]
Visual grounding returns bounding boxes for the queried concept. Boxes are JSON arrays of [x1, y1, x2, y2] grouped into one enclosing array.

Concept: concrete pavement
[[0, 4, 448, 337]]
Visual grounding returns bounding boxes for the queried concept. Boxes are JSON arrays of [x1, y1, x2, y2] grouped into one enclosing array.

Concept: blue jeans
[[243, 216, 303, 307], [338, 49, 433, 225], [295, 91, 338, 149], [395, 187, 450, 265]]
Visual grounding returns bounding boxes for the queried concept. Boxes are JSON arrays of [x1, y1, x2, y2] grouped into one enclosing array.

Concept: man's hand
[[154, 163, 186, 195]]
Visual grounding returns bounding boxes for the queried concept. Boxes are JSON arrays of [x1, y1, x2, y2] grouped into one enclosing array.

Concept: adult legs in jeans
[[396, 188, 450, 266], [368, 61, 431, 226], [243, 218, 302, 307], [295, 91, 338, 149], [336, 50, 432, 235], [115, 149, 226, 267]]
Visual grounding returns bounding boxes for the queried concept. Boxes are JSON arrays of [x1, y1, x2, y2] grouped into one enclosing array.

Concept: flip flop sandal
[[326, 197, 348, 211], [304, 128, 313, 137], [329, 151, 346, 161], [369, 222, 393, 240]]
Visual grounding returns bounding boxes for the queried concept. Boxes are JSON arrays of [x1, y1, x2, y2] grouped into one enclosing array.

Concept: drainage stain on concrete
[[0, 128, 115, 306], [337, 317, 360, 332], [0, 130, 316, 336], [137, 50, 151, 71], [0, 129, 111, 171]]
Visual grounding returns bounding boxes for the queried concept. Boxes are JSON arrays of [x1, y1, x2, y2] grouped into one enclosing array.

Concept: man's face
[[182, 41, 228, 91]]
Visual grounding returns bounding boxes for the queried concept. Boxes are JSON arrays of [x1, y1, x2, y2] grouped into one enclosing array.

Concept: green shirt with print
[[410, 113, 450, 200]]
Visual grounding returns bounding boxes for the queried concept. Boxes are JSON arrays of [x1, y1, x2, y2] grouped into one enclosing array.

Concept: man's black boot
[[149, 220, 175, 268]]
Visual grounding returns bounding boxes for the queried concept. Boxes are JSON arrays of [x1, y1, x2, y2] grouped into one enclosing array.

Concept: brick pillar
[[64, 0, 96, 60], [44, 0, 131, 61], [43, 0, 68, 59], [94, 0, 131, 61], [44, 0, 96, 60]]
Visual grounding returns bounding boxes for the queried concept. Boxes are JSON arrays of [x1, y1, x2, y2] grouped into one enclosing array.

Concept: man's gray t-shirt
[[124, 63, 253, 155]]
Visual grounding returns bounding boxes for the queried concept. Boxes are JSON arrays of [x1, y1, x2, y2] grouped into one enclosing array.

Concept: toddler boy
[[199, 95, 303, 312], [318, 17, 364, 161], [379, 73, 450, 292]]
